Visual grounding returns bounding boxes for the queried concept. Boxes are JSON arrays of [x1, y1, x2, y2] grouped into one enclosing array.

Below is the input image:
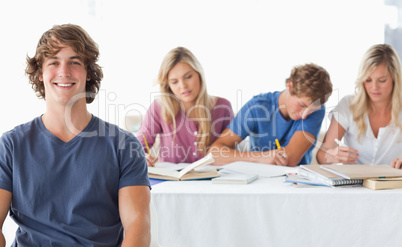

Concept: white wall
[[0, 0, 385, 244], [0, 0, 384, 133]]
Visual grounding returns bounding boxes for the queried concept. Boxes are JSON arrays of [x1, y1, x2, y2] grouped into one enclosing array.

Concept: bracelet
[[324, 151, 329, 164]]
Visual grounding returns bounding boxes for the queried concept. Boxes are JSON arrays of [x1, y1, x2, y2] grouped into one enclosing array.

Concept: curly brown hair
[[25, 24, 103, 103], [285, 63, 333, 105]]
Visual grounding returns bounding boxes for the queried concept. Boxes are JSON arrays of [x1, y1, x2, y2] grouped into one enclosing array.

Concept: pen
[[334, 138, 345, 146], [275, 139, 282, 150], [143, 133, 151, 154]]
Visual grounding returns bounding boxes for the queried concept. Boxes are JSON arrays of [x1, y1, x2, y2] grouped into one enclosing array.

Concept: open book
[[148, 154, 219, 181], [320, 164, 402, 179], [298, 165, 363, 186]]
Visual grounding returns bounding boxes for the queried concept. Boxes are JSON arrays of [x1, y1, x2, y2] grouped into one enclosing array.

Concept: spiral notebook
[[298, 165, 363, 186]]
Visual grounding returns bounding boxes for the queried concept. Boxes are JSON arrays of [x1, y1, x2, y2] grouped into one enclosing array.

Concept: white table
[[151, 166, 402, 247]]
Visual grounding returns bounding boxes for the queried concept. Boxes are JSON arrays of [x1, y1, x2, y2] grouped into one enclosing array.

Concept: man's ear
[[287, 81, 293, 91]]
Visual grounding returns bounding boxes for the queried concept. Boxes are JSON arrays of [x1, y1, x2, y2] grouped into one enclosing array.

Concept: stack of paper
[[319, 164, 402, 190], [296, 165, 363, 186]]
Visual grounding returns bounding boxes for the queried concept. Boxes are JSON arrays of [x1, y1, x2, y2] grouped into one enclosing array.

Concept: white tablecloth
[[151, 174, 402, 247]]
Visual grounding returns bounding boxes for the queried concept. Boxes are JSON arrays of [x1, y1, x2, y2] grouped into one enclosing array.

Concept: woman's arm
[[208, 128, 288, 166], [316, 118, 359, 164]]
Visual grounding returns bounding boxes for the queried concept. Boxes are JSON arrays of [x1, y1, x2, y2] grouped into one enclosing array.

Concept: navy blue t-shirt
[[0, 116, 150, 246], [228, 91, 325, 165]]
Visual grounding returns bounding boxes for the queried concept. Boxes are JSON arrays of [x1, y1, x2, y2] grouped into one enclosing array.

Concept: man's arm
[[208, 128, 288, 166], [283, 131, 317, 166], [0, 189, 12, 247], [119, 185, 151, 247]]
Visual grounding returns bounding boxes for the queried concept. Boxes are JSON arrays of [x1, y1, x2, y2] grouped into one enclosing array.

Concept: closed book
[[363, 177, 402, 190], [212, 173, 258, 184], [320, 164, 402, 179], [299, 165, 363, 186]]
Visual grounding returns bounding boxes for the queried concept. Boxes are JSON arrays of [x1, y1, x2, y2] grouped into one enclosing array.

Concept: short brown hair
[[25, 24, 103, 103], [285, 63, 332, 105]]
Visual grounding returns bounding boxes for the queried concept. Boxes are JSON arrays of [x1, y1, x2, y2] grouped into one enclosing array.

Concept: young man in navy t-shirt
[[0, 24, 151, 246]]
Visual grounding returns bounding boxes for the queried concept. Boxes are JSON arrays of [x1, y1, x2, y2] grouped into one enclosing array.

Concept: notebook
[[320, 164, 402, 179], [298, 165, 363, 186]]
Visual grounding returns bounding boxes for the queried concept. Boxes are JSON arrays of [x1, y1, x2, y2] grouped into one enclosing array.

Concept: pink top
[[137, 97, 234, 163]]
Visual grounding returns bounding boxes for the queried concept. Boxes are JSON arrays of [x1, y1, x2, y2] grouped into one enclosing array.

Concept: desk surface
[[151, 166, 402, 247]]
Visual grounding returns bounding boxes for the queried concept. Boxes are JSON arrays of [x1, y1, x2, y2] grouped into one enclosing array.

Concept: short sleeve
[[295, 104, 326, 138], [329, 95, 353, 131], [136, 100, 163, 152], [0, 132, 13, 192], [118, 133, 150, 189], [227, 97, 258, 140], [211, 98, 234, 137]]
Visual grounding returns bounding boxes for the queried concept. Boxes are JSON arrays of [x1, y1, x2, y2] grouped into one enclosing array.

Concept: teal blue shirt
[[228, 91, 325, 165]]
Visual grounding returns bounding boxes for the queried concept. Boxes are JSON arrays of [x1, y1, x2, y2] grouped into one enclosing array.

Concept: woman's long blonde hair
[[350, 44, 402, 140], [156, 47, 214, 153]]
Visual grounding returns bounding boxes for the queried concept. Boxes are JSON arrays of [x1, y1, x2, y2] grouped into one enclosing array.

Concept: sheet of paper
[[222, 161, 297, 178]]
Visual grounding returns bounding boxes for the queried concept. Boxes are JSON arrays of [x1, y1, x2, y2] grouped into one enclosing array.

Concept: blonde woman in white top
[[317, 44, 402, 168]]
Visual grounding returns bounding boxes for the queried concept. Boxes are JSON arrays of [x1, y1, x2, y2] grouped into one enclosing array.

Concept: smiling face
[[167, 62, 201, 109], [39, 46, 88, 107], [364, 63, 394, 105]]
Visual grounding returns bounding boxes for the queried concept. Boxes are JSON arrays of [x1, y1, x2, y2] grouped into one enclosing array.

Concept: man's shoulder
[[1, 117, 40, 141], [94, 116, 135, 138], [250, 91, 280, 105]]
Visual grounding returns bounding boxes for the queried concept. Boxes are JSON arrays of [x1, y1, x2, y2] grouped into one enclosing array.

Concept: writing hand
[[263, 148, 288, 166], [325, 146, 359, 163], [145, 154, 158, 167]]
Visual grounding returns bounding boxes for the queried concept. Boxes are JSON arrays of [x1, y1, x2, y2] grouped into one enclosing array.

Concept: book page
[[155, 162, 190, 171], [178, 153, 214, 177], [223, 161, 293, 178], [148, 167, 180, 178]]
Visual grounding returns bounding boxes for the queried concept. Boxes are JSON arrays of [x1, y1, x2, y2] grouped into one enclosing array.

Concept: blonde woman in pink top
[[137, 47, 234, 166]]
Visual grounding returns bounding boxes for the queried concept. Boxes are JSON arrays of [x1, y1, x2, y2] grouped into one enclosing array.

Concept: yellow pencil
[[275, 139, 282, 150], [143, 133, 151, 154]]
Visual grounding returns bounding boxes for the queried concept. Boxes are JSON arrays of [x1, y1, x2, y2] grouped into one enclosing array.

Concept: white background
[[0, 0, 389, 244], [0, 0, 386, 133]]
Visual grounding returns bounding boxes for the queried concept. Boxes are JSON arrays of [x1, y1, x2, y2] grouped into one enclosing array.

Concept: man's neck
[[42, 103, 92, 142], [278, 91, 290, 120]]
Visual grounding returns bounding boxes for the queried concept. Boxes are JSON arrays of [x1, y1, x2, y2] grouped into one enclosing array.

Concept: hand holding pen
[[143, 134, 158, 167], [262, 139, 288, 166], [325, 138, 359, 164]]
